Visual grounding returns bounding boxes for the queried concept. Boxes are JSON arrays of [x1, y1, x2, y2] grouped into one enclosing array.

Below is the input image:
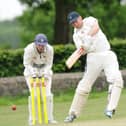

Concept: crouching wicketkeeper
[[23, 33, 57, 125]]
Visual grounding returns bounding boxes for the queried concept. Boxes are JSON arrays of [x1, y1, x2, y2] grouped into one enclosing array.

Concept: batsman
[[23, 33, 57, 125], [64, 11, 124, 122]]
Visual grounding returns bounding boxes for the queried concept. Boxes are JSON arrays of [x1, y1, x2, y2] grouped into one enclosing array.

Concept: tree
[[19, 0, 55, 46], [19, 0, 76, 44], [19, 0, 126, 46], [54, 0, 76, 44]]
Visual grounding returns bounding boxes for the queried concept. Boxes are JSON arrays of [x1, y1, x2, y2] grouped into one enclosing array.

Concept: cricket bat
[[66, 47, 85, 69]]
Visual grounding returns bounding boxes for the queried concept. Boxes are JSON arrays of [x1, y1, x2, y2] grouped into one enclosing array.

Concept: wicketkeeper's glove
[[31, 68, 39, 78]]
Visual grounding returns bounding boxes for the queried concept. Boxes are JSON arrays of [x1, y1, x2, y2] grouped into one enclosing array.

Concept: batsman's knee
[[113, 75, 124, 88], [108, 71, 124, 89], [76, 86, 91, 95], [76, 81, 92, 95]]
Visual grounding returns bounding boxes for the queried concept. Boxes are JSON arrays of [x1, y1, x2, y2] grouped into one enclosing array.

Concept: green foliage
[[77, 0, 126, 39], [53, 44, 86, 72], [19, 9, 54, 47], [0, 49, 24, 77], [110, 39, 126, 68], [0, 39, 126, 77], [0, 0, 126, 48], [0, 20, 22, 49], [18, 0, 55, 47], [53, 44, 74, 72]]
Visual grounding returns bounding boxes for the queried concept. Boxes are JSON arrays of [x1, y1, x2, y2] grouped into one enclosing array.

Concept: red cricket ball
[[11, 105, 16, 111]]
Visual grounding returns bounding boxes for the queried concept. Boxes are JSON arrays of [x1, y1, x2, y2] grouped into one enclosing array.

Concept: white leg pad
[[107, 86, 122, 111], [69, 92, 88, 117], [107, 84, 113, 103], [28, 95, 38, 123], [28, 96, 32, 122], [46, 95, 54, 121]]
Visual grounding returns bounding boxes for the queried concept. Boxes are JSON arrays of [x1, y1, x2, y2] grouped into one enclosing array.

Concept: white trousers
[[69, 51, 123, 116], [77, 51, 123, 93]]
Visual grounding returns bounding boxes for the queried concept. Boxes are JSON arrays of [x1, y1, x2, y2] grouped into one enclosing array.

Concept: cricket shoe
[[28, 118, 37, 126], [105, 110, 115, 118], [64, 114, 76, 123], [28, 120, 33, 126], [48, 120, 58, 124]]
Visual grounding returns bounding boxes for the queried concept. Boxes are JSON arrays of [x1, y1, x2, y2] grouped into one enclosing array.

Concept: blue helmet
[[34, 33, 48, 46], [67, 11, 80, 24]]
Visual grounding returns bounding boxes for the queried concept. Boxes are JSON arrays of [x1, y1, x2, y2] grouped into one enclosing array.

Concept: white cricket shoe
[[105, 110, 113, 118], [105, 109, 115, 118], [64, 114, 76, 123], [48, 120, 58, 124], [28, 119, 33, 126]]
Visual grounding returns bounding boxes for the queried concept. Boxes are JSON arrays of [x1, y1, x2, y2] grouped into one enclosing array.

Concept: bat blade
[[66, 47, 85, 69]]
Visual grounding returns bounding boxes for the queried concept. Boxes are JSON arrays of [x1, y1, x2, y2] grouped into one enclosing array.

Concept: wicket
[[30, 77, 48, 125]]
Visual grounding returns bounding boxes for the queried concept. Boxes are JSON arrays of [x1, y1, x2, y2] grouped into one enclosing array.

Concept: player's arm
[[40, 46, 54, 77], [87, 17, 100, 36], [76, 17, 99, 51], [23, 47, 38, 77], [73, 33, 85, 52], [23, 48, 33, 68], [44, 46, 54, 70]]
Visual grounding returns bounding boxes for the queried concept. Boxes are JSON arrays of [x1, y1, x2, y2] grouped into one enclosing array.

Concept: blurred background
[[0, 2, 126, 125], [0, 0, 126, 49], [0, 0, 126, 77]]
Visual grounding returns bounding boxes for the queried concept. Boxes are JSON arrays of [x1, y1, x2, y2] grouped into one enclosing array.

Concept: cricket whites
[[30, 77, 48, 125]]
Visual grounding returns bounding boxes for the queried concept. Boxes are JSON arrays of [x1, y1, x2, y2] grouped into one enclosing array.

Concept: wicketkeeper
[[23, 33, 57, 125], [64, 11, 124, 122]]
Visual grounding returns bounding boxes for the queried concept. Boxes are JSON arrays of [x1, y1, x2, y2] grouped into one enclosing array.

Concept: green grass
[[0, 95, 28, 105], [0, 89, 126, 126]]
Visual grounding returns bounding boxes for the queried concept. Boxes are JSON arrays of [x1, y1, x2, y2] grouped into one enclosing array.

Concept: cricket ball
[[11, 105, 16, 111]]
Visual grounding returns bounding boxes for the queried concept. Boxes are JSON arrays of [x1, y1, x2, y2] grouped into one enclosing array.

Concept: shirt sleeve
[[73, 33, 83, 49], [73, 17, 98, 52], [73, 31, 92, 52], [84, 16, 98, 28], [23, 45, 36, 74], [43, 45, 54, 73]]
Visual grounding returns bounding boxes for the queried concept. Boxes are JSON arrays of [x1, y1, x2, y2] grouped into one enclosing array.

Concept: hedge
[[0, 49, 23, 77], [0, 39, 126, 77]]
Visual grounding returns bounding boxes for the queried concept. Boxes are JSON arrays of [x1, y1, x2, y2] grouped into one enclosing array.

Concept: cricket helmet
[[67, 11, 80, 24], [34, 33, 48, 46]]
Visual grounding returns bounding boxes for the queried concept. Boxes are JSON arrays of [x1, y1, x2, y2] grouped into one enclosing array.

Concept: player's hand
[[31, 68, 39, 78], [79, 46, 85, 55], [43, 74, 49, 80]]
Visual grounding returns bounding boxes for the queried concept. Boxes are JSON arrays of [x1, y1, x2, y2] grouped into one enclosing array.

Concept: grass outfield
[[0, 89, 125, 126]]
